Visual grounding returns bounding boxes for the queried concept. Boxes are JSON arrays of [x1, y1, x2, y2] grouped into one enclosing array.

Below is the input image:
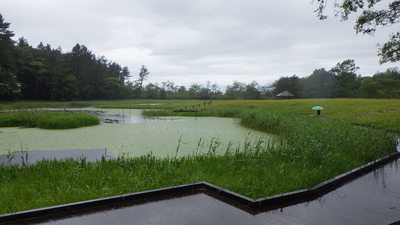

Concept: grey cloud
[[0, 0, 397, 87]]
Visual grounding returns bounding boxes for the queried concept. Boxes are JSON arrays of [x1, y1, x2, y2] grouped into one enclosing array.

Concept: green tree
[[0, 14, 20, 99], [314, 0, 400, 63], [300, 69, 337, 98], [244, 81, 261, 99], [103, 77, 125, 99], [161, 81, 177, 98], [0, 15, 134, 100], [210, 83, 223, 99], [187, 84, 201, 99], [67, 44, 97, 99], [272, 75, 300, 97], [176, 86, 187, 99], [136, 65, 149, 97], [121, 66, 130, 83], [198, 86, 212, 99], [359, 68, 400, 98], [225, 81, 245, 99], [143, 83, 161, 99], [330, 59, 361, 97]]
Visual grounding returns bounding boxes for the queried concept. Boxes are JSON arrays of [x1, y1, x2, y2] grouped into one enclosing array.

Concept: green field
[[139, 98, 400, 131], [0, 98, 398, 214]]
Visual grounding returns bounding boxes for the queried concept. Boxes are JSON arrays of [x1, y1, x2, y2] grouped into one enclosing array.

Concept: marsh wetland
[[0, 99, 399, 214], [0, 108, 273, 157]]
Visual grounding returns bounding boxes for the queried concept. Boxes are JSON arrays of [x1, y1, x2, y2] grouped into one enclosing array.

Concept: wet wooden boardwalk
[[10, 157, 399, 225], [260, 158, 400, 224]]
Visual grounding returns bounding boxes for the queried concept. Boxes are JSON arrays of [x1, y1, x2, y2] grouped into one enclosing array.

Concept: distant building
[[276, 90, 294, 99]]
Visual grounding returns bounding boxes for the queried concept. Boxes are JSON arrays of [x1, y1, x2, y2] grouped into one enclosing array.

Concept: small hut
[[276, 90, 294, 99]]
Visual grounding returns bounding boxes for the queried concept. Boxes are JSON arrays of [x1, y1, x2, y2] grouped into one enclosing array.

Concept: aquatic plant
[[0, 111, 99, 129]]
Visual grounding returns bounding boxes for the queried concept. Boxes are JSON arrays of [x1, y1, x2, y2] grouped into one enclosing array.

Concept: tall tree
[[67, 44, 98, 99], [137, 65, 149, 97], [244, 81, 261, 99], [0, 14, 20, 99], [121, 66, 130, 83], [314, 0, 400, 63], [330, 59, 361, 97], [272, 75, 300, 97], [300, 69, 337, 98], [143, 83, 161, 99], [225, 81, 245, 99]]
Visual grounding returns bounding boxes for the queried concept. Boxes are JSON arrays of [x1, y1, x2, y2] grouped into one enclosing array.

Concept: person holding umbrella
[[312, 106, 324, 116]]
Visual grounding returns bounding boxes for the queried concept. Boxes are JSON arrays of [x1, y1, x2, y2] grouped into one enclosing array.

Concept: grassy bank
[[142, 99, 400, 131], [0, 107, 397, 213], [0, 111, 99, 129]]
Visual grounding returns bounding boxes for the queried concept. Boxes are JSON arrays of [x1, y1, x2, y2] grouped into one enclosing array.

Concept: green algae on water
[[0, 109, 274, 157]]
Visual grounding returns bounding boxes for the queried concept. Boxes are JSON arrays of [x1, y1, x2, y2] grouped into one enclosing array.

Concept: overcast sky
[[1, 0, 398, 88]]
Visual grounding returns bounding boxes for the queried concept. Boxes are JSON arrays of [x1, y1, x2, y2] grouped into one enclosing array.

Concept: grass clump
[[0, 112, 99, 129]]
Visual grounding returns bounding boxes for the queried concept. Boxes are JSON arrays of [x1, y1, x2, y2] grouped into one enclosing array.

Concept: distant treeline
[[1, 14, 399, 100], [271, 61, 400, 99], [137, 62, 400, 99]]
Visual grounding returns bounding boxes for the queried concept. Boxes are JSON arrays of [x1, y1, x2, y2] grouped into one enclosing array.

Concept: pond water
[[0, 109, 274, 158]]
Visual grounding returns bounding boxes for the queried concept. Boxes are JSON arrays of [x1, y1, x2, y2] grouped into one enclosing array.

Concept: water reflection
[[96, 112, 177, 124], [42, 108, 179, 124], [397, 138, 400, 152], [262, 157, 400, 224]]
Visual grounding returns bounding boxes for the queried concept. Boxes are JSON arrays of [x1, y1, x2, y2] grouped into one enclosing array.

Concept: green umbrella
[[312, 106, 324, 111]]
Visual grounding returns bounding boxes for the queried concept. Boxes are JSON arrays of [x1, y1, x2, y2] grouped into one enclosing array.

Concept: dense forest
[[0, 14, 135, 100], [0, 14, 399, 100]]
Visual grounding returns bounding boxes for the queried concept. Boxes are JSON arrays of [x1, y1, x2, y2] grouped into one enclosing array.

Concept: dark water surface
[[15, 157, 400, 225]]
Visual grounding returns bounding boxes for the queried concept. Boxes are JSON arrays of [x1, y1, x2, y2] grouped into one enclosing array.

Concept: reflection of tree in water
[[373, 167, 387, 189]]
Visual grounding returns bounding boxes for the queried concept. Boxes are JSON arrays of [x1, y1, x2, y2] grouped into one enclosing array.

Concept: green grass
[[140, 99, 400, 131], [0, 111, 99, 129], [0, 98, 398, 213], [353, 111, 400, 131], [0, 107, 397, 213]]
